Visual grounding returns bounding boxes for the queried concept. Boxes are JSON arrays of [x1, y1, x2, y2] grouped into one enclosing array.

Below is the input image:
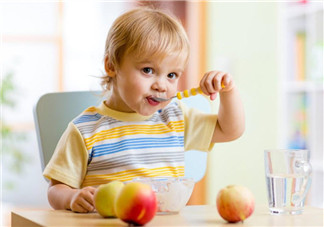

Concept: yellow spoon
[[152, 84, 225, 102]]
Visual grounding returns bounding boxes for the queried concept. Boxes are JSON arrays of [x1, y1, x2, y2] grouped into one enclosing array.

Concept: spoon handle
[[177, 82, 225, 100], [176, 87, 203, 100]]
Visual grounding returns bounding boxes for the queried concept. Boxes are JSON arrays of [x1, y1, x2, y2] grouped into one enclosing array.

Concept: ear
[[104, 55, 116, 77]]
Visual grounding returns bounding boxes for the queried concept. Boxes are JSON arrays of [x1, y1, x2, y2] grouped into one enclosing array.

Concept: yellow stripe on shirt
[[84, 106, 97, 112], [82, 166, 185, 187]]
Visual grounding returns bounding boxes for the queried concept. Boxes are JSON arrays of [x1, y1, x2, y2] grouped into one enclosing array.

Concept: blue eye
[[168, 73, 178, 79], [142, 67, 153, 74]]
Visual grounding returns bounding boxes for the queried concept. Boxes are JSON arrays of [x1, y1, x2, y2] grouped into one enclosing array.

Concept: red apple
[[115, 182, 157, 226], [216, 185, 255, 223]]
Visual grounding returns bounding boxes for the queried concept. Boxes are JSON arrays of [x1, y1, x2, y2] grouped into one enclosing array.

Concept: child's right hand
[[69, 186, 96, 213]]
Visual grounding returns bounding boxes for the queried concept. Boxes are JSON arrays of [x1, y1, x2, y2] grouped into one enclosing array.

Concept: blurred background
[[1, 0, 323, 224]]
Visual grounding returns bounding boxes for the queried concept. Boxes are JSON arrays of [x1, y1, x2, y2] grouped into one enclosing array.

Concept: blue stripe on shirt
[[90, 136, 184, 158], [73, 113, 102, 124]]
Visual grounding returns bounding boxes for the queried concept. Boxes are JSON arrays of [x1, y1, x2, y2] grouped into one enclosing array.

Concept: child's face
[[107, 52, 185, 116]]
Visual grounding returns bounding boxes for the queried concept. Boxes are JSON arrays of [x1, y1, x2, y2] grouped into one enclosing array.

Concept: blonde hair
[[101, 7, 190, 90]]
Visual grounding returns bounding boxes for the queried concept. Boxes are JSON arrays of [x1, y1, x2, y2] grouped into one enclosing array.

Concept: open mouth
[[147, 96, 160, 106]]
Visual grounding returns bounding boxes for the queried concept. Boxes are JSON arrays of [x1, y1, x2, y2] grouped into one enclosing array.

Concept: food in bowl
[[129, 177, 195, 215]]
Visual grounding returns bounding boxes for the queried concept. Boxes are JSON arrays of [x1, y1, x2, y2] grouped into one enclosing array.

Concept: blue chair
[[33, 91, 211, 182]]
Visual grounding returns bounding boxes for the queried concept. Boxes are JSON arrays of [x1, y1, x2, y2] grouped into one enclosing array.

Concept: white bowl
[[130, 177, 195, 215]]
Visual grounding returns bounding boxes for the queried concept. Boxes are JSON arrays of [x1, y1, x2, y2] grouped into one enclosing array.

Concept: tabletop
[[11, 205, 323, 227]]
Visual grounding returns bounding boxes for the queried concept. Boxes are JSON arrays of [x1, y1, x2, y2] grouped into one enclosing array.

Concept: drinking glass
[[264, 149, 312, 215]]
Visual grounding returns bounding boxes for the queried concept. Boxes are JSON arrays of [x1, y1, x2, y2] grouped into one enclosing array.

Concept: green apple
[[94, 181, 124, 217]]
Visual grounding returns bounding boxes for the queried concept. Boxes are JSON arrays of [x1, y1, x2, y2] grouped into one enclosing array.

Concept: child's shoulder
[[161, 100, 182, 112], [172, 100, 188, 112], [155, 100, 184, 117], [72, 105, 102, 125]]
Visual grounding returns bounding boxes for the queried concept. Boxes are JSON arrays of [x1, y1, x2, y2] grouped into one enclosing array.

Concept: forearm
[[48, 182, 77, 210], [214, 86, 245, 142]]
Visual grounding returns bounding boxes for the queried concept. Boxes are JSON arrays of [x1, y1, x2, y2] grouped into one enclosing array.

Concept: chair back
[[181, 95, 210, 182], [33, 91, 211, 182]]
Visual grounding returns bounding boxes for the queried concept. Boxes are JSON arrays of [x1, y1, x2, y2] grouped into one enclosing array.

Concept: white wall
[[62, 2, 131, 91], [1, 2, 129, 209], [205, 2, 279, 206]]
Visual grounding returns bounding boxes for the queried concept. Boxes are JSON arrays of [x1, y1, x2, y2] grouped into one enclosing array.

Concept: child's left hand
[[199, 71, 235, 101]]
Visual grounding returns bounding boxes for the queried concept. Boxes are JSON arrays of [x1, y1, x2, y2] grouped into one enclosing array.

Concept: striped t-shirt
[[43, 100, 217, 188]]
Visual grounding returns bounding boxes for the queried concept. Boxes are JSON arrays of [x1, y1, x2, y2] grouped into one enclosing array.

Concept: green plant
[[1, 72, 30, 190]]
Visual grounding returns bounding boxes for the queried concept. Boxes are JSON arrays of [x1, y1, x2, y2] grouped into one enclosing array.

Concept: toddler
[[43, 7, 244, 213]]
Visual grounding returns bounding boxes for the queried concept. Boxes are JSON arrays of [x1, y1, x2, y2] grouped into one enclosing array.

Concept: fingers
[[71, 199, 93, 213], [221, 73, 234, 92], [82, 187, 95, 211], [200, 71, 233, 100], [70, 187, 96, 213]]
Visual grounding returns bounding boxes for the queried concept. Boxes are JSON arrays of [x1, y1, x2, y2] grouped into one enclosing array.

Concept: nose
[[152, 78, 167, 93]]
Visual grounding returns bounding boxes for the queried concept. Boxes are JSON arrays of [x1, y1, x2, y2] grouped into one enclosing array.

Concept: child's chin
[[139, 111, 155, 116], [139, 108, 159, 116]]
